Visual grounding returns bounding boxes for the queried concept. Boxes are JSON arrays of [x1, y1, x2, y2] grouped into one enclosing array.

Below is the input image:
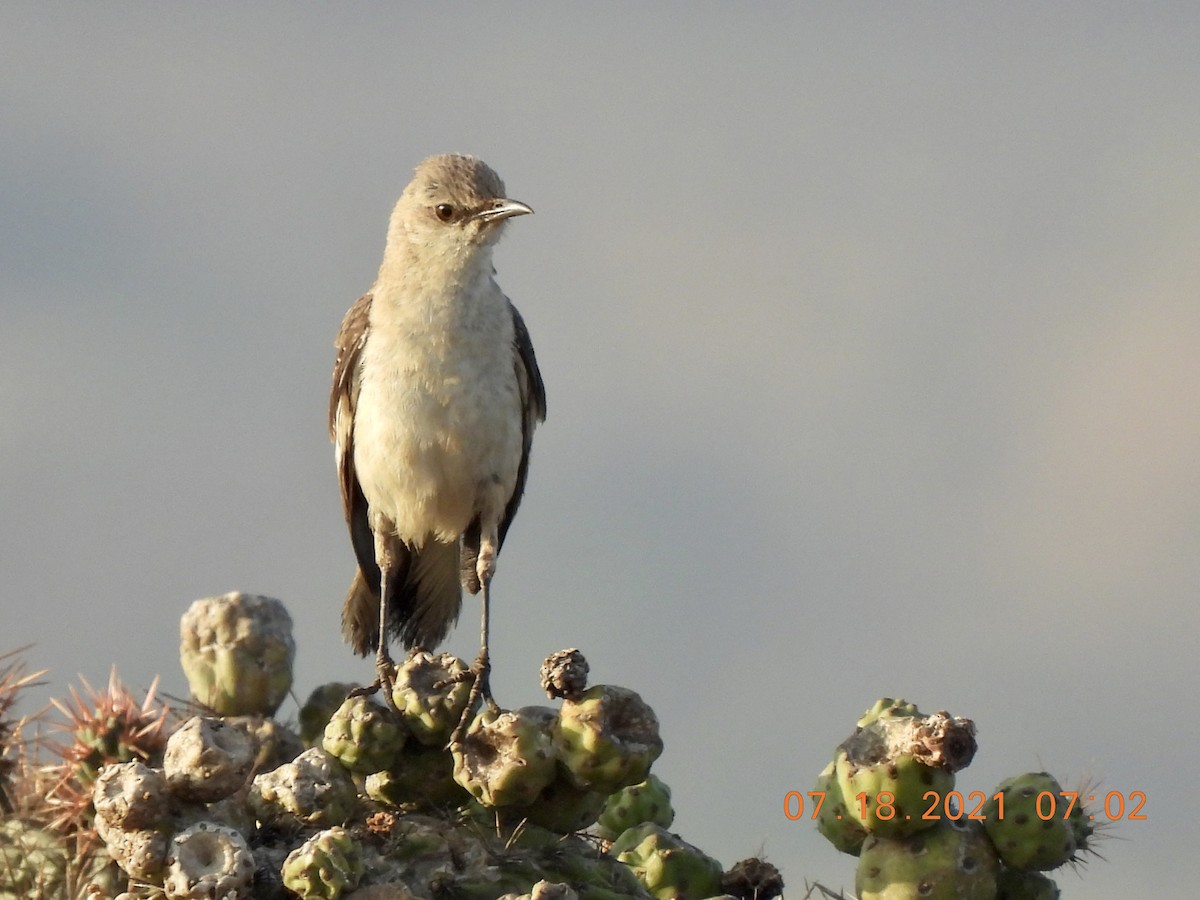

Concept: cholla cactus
[[42, 669, 172, 834]]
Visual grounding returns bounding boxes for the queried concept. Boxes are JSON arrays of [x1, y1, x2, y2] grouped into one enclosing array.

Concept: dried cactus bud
[[540, 648, 589, 701]]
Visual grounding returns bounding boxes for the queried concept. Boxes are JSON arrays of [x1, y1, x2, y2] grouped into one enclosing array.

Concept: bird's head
[[389, 154, 532, 258]]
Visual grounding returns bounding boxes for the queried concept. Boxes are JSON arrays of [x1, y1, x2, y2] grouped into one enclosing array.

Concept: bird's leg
[[353, 527, 400, 709], [450, 529, 500, 747]]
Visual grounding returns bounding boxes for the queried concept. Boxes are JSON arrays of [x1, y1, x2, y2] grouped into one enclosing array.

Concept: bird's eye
[[435, 203, 455, 222]]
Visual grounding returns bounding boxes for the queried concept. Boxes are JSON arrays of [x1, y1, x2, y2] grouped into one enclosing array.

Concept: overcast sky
[[2, 5, 1197, 897]]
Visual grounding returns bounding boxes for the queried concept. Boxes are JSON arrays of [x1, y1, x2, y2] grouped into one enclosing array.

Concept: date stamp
[[784, 790, 1147, 823]]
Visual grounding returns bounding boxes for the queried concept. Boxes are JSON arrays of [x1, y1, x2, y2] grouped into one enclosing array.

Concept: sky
[[2, 4, 1198, 897]]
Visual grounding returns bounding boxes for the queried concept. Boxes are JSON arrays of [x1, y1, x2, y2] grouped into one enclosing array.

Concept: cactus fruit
[[164, 716, 257, 802], [855, 820, 1000, 900], [982, 773, 1078, 872], [98, 823, 170, 882], [995, 868, 1061, 899], [322, 695, 407, 774], [554, 685, 663, 794], [0, 819, 67, 900], [836, 709, 976, 839], [857, 698, 921, 728], [391, 652, 473, 747], [299, 682, 361, 746], [452, 706, 558, 808], [519, 773, 607, 833], [281, 826, 364, 900], [609, 822, 723, 900], [364, 743, 468, 808], [92, 760, 171, 831], [162, 821, 256, 899], [180, 592, 296, 717], [595, 773, 674, 841], [813, 759, 867, 856], [249, 747, 358, 826]]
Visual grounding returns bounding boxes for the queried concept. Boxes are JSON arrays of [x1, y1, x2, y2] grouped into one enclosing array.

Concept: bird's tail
[[341, 539, 463, 656]]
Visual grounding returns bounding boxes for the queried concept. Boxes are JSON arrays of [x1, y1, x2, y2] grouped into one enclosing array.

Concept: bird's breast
[[352, 286, 523, 544]]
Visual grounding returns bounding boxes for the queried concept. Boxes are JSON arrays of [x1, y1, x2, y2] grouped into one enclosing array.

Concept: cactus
[[162, 821, 256, 899], [249, 747, 358, 827], [0, 819, 67, 900], [452, 706, 558, 808], [391, 651, 472, 747], [299, 682, 361, 747], [281, 826, 363, 900], [720, 857, 785, 900], [836, 709, 976, 840], [322, 694, 407, 774], [520, 773, 607, 834], [554, 686, 663, 795], [180, 592, 296, 717], [595, 774, 674, 841], [982, 773, 1079, 872], [995, 867, 1061, 899], [609, 822, 722, 900], [164, 715, 258, 803], [92, 760, 171, 832], [364, 742, 468, 808], [856, 819, 1000, 900], [42, 669, 172, 833], [812, 759, 867, 856]]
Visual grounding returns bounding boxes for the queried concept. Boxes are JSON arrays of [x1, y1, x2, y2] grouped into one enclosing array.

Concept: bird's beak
[[473, 199, 534, 223]]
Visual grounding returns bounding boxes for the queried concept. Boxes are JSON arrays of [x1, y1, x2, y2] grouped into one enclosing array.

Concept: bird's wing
[[330, 292, 379, 584], [502, 301, 546, 543]]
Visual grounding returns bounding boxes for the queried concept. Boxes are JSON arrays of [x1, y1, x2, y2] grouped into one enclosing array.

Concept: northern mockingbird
[[329, 154, 546, 715]]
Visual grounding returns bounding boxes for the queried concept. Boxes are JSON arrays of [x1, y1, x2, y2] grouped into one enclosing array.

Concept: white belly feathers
[[352, 286, 522, 545]]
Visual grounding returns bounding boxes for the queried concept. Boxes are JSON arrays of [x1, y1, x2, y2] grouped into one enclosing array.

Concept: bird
[[329, 153, 546, 717]]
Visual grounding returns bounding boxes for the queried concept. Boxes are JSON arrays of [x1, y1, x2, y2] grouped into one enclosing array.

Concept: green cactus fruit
[[0, 819, 67, 900], [321, 694, 407, 774], [364, 741, 468, 808], [995, 868, 1061, 899], [453, 706, 558, 808], [856, 820, 1000, 900], [162, 822, 256, 900], [249, 747, 358, 826], [982, 773, 1077, 872], [299, 682, 360, 746], [164, 715, 258, 803], [609, 822, 722, 900], [813, 759, 868, 856], [281, 826, 364, 900], [857, 698, 921, 728], [595, 774, 674, 841], [836, 709, 976, 839], [521, 773, 608, 833], [554, 685, 663, 794], [180, 592, 296, 717], [391, 651, 473, 747]]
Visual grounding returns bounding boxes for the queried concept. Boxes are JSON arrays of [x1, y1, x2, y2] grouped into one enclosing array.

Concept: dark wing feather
[[330, 293, 385, 649]]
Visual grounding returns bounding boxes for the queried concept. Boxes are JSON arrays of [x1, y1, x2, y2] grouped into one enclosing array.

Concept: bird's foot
[[348, 650, 399, 711], [449, 650, 498, 749]]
